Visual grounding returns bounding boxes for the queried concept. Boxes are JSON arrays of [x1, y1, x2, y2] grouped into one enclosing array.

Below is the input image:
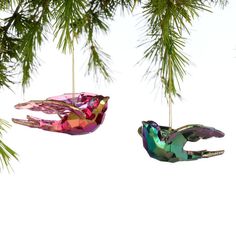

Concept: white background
[[1, 2, 236, 236]]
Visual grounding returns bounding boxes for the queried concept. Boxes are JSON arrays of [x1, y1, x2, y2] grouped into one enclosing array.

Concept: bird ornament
[[138, 120, 224, 162], [12, 92, 109, 135]]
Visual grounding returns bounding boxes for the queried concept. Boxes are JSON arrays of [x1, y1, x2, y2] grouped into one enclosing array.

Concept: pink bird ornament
[[12, 93, 109, 135]]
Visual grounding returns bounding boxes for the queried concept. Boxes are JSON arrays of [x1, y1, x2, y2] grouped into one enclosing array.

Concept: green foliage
[[0, 0, 228, 94], [0, 119, 18, 171], [0, 0, 118, 89], [0, 1, 11, 10], [140, 0, 226, 99]]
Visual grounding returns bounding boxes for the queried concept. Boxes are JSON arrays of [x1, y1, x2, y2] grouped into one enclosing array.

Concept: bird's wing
[[47, 93, 81, 102], [15, 100, 86, 118], [159, 125, 173, 140], [166, 124, 225, 143]]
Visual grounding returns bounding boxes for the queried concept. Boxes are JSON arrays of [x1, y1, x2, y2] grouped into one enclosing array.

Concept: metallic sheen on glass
[[12, 93, 109, 135]]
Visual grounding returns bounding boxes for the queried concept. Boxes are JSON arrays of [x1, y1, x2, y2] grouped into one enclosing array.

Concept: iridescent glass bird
[[138, 120, 224, 162], [12, 93, 109, 135]]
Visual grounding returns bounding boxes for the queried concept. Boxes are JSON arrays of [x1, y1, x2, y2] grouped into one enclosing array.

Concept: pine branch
[[53, 0, 86, 52], [0, 119, 18, 171], [86, 40, 111, 81], [0, 1, 11, 11], [81, 6, 112, 81], [18, 0, 51, 88], [208, 0, 228, 6], [54, 0, 112, 80], [0, 0, 229, 90], [140, 0, 217, 101], [0, 0, 51, 89]]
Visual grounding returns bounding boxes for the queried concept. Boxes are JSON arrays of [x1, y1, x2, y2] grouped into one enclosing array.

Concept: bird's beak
[[103, 96, 110, 103], [138, 126, 143, 136]]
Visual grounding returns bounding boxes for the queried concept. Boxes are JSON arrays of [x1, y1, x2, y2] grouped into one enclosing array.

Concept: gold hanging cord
[[72, 38, 76, 103], [168, 93, 172, 129]]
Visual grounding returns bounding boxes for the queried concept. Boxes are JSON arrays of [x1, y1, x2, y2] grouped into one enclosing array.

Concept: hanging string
[[167, 58, 173, 130], [168, 93, 172, 129], [72, 39, 76, 103]]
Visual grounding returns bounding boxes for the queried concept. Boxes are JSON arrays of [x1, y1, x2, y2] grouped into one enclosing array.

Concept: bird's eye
[[150, 121, 157, 127], [149, 122, 160, 130]]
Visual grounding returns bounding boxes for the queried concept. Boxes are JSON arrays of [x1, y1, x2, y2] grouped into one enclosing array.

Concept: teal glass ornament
[[138, 121, 224, 162]]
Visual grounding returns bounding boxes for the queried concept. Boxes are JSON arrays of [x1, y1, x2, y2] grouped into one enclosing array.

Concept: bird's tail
[[186, 150, 224, 160]]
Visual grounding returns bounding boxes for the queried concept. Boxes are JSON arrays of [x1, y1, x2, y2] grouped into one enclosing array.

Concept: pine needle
[[0, 119, 18, 171]]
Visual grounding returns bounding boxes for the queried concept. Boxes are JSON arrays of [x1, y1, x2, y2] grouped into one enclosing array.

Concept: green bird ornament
[[138, 121, 224, 162]]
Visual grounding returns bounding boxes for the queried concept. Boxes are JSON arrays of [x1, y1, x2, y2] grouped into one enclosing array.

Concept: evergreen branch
[[140, 0, 211, 100], [0, 0, 51, 89], [19, 0, 51, 88], [54, 0, 112, 80], [0, 63, 14, 89], [0, 1, 11, 11], [53, 0, 86, 52], [86, 40, 111, 81], [0, 22, 20, 88], [208, 0, 228, 7], [2, 3, 22, 34], [0, 119, 18, 171], [0, 0, 229, 91], [81, 7, 112, 81]]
